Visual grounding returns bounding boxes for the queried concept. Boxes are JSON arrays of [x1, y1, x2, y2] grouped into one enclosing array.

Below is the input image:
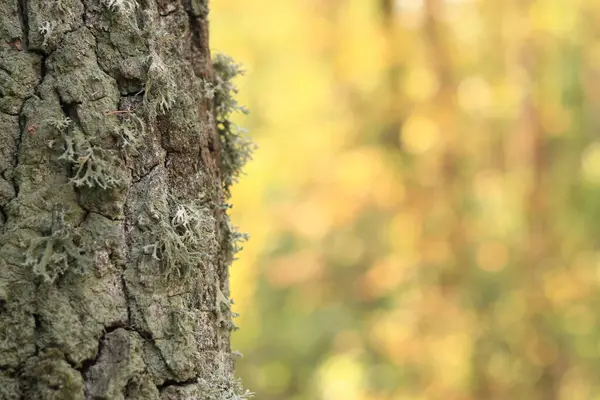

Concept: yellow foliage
[[211, 0, 600, 398]]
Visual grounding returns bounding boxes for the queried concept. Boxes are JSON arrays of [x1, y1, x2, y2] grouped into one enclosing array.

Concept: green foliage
[[23, 207, 91, 283], [211, 53, 255, 195]]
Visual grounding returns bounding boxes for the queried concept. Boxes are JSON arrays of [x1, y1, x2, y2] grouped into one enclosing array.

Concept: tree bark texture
[[0, 0, 250, 399]]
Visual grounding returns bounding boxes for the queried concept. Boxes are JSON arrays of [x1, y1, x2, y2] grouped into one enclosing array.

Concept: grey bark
[[0, 0, 250, 399]]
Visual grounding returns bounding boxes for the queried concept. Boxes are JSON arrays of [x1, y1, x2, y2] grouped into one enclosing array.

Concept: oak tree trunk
[[0, 0, 251, 399]]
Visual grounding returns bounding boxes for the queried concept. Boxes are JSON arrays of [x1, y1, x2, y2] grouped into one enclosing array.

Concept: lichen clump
[[140, 197, 218, 280], [23, 207, 91, 283], [211, 53, 255, 195], [197, 376, 254, 400]]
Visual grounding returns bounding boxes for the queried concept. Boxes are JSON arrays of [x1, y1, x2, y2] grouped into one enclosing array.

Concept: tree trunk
[[0, 0, 251, 399]]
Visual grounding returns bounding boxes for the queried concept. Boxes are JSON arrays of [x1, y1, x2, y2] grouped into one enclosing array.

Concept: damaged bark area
[[0, 0, 251, 399]]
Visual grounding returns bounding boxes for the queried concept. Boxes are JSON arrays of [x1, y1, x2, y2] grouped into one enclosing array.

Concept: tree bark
[[0, 0, 250, 399]]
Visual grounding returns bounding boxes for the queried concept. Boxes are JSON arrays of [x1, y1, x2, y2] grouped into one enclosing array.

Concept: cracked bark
[[0, 0, 243, 399]]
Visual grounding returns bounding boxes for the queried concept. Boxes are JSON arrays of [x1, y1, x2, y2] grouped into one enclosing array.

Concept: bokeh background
[[210, 0, 600, 399]]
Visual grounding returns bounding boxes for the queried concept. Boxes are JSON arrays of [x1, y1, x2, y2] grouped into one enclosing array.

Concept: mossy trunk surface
[[0, 0, 250, 399]]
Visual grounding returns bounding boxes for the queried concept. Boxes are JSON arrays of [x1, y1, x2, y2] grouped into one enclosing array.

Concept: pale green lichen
[[47, 117, 125, 190], [224, 216, 249, 259], [113, 112, 145, 154], [211, 53, 255, 195], [38, 21, 57, 47], [23, 207, 91, 283], [140, 197, 218, 280], [47, 116, 72, 131], [0, 375, 21, 400], [214, 279, 238, 331], [143, 45, 178, 118], [197, 375, 254, 400], [58, 128, 123, 189], [102, 0, 138, 13]]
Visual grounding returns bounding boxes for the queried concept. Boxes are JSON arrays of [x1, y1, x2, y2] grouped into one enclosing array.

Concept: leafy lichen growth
[[211, 53, 255, 195], [23, 206, 91, 283], [140, 196, 218, 280], [214, 278, 238, 331], [223, 214, 249, 260], [48, 117, 125, 189], [144, 44, 177, 118], [0, 374, 21, 400], [198, 376, 254, 400], [102, 0, 138, 13], [58, 128, 123, 189], [38, 21, 57, 47], [112, 111, 145, 154]]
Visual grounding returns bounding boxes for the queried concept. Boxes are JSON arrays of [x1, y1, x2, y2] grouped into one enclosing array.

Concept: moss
[[211, 53, 255, 196], [0, 296, 36, 368], [197, 376, 254, 400], [0, 0, 22, 45], [23, 206, 91, 283], [125, 375, 160, 400], [222, 214, 249, 261]]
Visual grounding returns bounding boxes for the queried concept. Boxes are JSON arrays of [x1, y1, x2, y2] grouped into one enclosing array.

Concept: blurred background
[[210, 0, 600, 399]]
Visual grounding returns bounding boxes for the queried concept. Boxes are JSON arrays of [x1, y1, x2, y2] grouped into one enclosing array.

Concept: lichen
[[211, 53, 255, 195], [214, 279, 238, 331], [38, 21, 57, 47], [22, 348, 85, 399], [106, 110, 145, 154], [196, 362, 254, 400], [223, 214, 249, 260], [59, 129, 123, 189], [143, 30, 179, 119], [0, 374, 21, 400], [102, 0, 138, 14], [139, 196, 218, 280], [47, 117, 125, 190], [23, 206, 91, 283]]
